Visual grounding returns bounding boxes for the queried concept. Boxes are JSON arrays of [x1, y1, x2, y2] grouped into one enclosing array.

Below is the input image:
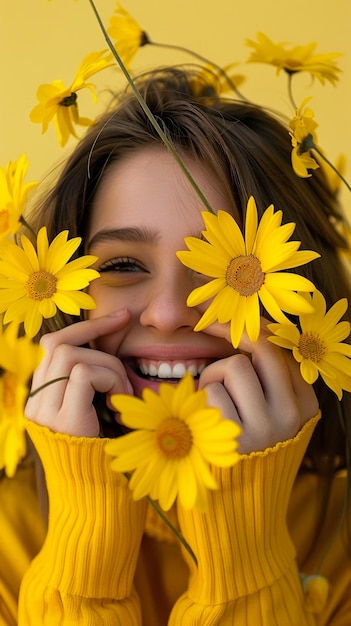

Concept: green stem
[[286, 73, 297, 110], [150, 40, 247, 101], [29, 376, 70, 397], [19, 215, 37, 239], [124, 472, 198, 567], [87, 0, 215, 214], [312, 144, 351, 192]]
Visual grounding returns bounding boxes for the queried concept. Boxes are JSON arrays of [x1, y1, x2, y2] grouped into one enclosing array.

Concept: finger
[[278, 349, 319, 421], [200, 320, 232, 344], [39, 309, 131, 352], [201, 318, 297, 413], [30, 311, 131, 398], [201, 373, 275, 454], [27, 345, 133, 419], [199, 356, 271, 433], [239, 322, 318, 425], [58, 364, 128, 437]]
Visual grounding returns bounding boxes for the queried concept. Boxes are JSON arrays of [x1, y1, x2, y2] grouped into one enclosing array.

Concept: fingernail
[[108, 309, 128, 317]]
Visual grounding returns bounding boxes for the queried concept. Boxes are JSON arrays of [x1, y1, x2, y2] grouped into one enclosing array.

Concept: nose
[[139, 268, 201, 334]]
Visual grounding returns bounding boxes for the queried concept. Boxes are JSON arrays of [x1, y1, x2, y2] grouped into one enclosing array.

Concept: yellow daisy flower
[[177, 197, 320, 348], [30, 50, 114, 146], [0, 329, 43, 477], [245, 33, 342, 85], [0, 154, 38, 245], [289, 97, 320, 178], [268, 290, 351, 399], [0, 227, 100, 338], [105, 373, 241, 511], [107, 3, 150, 70]]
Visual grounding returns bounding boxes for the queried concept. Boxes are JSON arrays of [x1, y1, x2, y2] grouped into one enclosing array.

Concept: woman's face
[[87, 146, 236, 397]]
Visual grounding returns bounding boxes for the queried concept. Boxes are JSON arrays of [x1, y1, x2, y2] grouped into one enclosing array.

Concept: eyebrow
[[88, 226, 160, 249]]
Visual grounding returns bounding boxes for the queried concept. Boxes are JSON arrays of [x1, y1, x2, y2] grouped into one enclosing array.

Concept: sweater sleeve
[[169, 413, 321, 626], [19, 419, 147, 626]]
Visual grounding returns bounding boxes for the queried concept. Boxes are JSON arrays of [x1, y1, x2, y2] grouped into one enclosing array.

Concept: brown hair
[[29, 67, 351, 495]]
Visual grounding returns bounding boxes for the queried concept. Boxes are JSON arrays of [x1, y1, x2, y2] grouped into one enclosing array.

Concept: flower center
[[155, 417, 193, 459], [226, 254, 265, 296], [0, 209, 9, 234], [59, 92, 77, 107], [298, 332, 326, 363], [26, 270, 57, 300], [297, 133, 315, 154]]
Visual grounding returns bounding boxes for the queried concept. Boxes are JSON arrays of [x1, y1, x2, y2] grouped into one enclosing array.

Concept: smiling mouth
[[127, 358, 211, 382]]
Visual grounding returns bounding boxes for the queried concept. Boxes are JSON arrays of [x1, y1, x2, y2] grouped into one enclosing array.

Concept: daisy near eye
[[177, 196, 320, 348], [0, 226, 100, 338], [105, 373, 241, 511]]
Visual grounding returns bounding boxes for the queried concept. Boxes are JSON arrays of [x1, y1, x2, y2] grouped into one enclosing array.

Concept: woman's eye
[[98, 257, 147, 273]]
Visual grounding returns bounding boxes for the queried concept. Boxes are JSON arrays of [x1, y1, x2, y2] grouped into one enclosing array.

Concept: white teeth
[[158, 362, 173, 378], [148, 363, 158, 377], [138, 360, 206, 378], [172, 363, 187, 378]]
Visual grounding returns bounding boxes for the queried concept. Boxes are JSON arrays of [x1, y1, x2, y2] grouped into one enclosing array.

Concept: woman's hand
[[199, 318, 319, 453], [25, 310, 133, 438]]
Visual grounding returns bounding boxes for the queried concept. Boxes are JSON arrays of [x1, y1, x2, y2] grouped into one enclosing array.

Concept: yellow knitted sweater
[[1, 414, 350, 625]]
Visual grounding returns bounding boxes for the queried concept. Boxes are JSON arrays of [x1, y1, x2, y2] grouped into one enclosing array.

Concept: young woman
[[2, 67, 351, 625]]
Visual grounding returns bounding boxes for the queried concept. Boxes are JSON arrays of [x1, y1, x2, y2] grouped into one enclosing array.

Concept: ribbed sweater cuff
[[176, 413, 321, 603], [24, 419, 147, 599]]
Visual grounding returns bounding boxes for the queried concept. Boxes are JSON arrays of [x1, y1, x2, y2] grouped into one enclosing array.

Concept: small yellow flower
[[189, 63, 245, 99], [289, 97, 320, 178], [0, 329, 43, 477], [268, 290, 351, 399], [107, 3, 150, 70], [0, 227, 100, 338], [0, 154, 38, 245], [105, 373, 241, 511], [320, 154, 347, 195], [177, 197, 319, 348], [245, 33, 342, 85], [30, 50, 114, 146]]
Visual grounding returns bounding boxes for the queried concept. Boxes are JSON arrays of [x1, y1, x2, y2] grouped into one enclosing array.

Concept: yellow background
[[1, 0, 350, 209]]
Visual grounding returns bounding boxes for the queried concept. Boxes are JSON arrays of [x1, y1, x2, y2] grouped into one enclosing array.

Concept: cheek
[[88, 281, 130, 319]]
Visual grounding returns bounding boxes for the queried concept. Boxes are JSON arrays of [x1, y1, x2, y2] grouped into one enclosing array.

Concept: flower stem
[[312, 144, 351, 192], [87, 0, 215, 214], [124, 472, 198, 567], [287, 73, 297, 110], [19, 215, 37, 239], [150, 40, 247, 101], [29, 376, 70, 397]]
